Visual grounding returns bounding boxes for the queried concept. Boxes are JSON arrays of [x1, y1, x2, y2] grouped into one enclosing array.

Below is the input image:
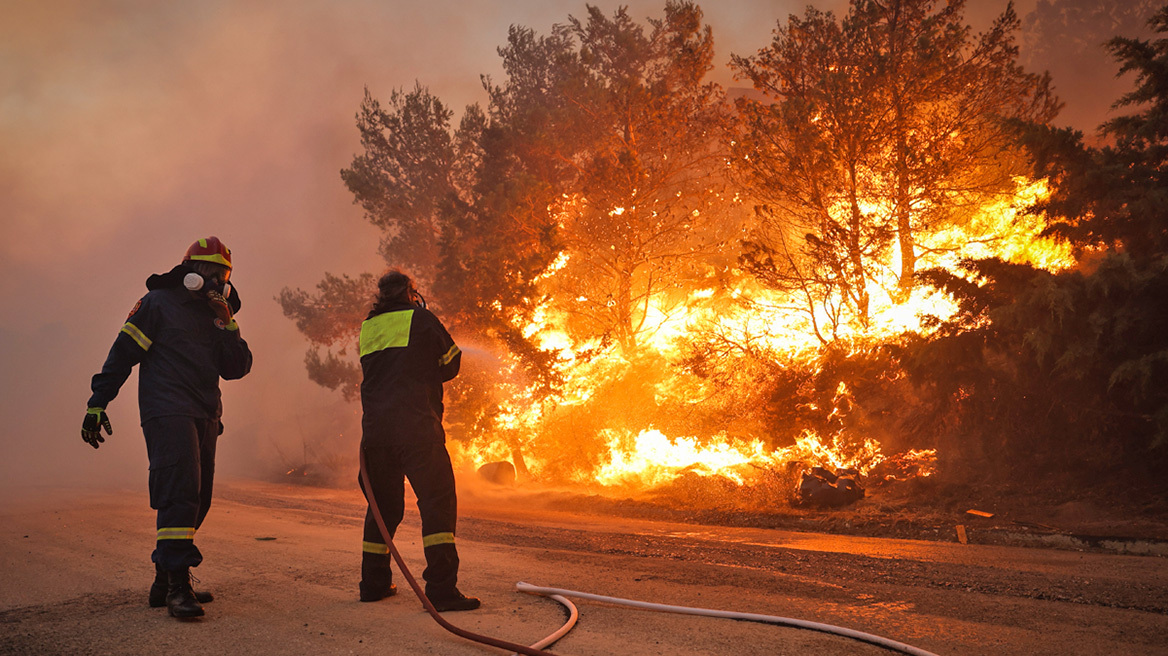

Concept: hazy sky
[[0, 0, 1148, 489]]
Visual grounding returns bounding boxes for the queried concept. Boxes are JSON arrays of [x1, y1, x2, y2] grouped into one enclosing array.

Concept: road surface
[[2, 479, 1165, 655]]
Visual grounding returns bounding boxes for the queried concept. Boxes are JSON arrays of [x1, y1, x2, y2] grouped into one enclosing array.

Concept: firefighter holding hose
[[81, 236, 252, 619], [357, 270, 479, 611]]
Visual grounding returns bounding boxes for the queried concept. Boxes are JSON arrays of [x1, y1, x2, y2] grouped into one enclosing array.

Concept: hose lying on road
[[515, 582, 942, 656], [362, 450, 936, 656], [512, 593, 578, 655], [359, 451, 564, 656]]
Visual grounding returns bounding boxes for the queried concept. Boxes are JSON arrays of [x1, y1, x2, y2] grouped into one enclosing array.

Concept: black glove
[[82, 407, 112, 449]]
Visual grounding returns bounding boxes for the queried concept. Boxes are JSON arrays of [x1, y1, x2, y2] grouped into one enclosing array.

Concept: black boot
[[359, 554, 397, 602], [150, 563, 213, 607], [166, 567, 205, 618], [427, 588, 480, 612]]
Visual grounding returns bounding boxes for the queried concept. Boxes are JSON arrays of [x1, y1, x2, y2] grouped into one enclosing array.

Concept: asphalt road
[[2, 478, 1165, 655]]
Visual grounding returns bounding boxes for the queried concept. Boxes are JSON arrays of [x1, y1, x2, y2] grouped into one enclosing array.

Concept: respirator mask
[[183, 269, 232, 299], [409, 287, 427, 309]]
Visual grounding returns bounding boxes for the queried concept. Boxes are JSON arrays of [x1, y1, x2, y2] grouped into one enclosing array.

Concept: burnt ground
[[2, 478, 1166, 655]]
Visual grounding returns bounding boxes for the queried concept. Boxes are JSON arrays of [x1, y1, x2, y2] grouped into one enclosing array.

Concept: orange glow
[[451, 176, 1066, 494]]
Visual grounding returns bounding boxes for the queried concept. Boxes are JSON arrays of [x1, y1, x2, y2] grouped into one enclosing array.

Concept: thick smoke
[[0, 0, 1130, 491]]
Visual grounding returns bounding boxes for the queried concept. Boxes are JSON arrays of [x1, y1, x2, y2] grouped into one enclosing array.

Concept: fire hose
[[360, 451, 939, 656], [359, 450, 561, 656], [515, 583, 941, 656]]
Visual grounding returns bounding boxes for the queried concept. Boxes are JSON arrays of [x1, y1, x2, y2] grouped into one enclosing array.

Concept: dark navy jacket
[[359, 301, 460, 444], [88, 270, 253, 423]]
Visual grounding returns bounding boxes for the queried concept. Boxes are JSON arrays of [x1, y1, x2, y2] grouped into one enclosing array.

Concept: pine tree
[[733, 0, 1058, 331]]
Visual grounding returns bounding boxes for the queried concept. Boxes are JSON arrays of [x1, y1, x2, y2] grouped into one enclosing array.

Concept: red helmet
[[183, 236, 232, 270]]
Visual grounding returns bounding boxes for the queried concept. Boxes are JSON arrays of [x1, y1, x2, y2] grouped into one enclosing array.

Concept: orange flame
[[453, 176, 1064, 493]]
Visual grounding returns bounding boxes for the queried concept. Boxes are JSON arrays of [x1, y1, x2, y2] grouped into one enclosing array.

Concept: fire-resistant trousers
[[359, 436, 460, 597], [143, 415, 219, 571]]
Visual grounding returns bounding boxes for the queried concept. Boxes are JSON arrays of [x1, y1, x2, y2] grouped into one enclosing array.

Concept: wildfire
[[590, 428, 935, 489], [452, 176, 1067, 497]]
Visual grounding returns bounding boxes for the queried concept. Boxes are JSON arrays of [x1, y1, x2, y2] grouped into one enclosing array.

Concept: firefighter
[[81, 236, 253, 619], [357, 270, 479, 611]]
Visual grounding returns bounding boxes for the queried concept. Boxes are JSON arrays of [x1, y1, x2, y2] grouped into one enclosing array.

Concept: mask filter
[[184, 272, 205, 291]]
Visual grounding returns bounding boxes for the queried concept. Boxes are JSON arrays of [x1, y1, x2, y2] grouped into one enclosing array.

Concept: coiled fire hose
[[361, 451, 938, 656]]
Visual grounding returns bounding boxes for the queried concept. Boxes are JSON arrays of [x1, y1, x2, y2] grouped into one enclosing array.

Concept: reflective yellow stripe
[[157, 527, 196, 540], [359, 310, 413, 357], [439, 344, 460, 366], [422, 532, 455, 548], [121, 322, 152, 351], [362, 541, 390, 555], [188, 253, 231, 267]]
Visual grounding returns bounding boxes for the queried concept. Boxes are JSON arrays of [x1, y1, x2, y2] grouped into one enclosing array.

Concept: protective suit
[[85, 236, 251, 618], [357, 276, 478, 611]]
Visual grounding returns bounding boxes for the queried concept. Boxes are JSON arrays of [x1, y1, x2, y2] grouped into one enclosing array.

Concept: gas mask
[[183, 270, 232, 300]]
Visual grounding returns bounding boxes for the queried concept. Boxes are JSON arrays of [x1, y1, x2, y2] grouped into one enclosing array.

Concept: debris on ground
[[795, 466, 865, 508], [478, 461, 517, 486]]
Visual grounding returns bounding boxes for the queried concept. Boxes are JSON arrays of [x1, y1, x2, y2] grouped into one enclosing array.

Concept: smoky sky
[[0, 0, 1148, 490]]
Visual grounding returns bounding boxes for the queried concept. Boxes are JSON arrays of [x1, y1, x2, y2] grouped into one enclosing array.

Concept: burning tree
[[732, 0, 1059, 333], [482, 3, 739, 356], [282, 0, 1117, 500], [903, 5, 1168, 480]]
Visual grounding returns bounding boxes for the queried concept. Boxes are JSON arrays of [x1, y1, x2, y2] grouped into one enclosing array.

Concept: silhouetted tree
[[1022, 0, 1157, 130], [276, 272, 376, 400], [908, 6, 1168, 479], [484, 2, 738, 355], [733, 0, 1059, 332]]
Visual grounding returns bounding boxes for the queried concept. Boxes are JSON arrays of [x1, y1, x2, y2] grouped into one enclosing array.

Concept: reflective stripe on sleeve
[[121, 322, 152, 351], [421, 532, 455, 548], [359, 310, 413, 357], [362, 541, 390, 555], [157, 527, 196, 540], [439, 344, 460, 366]]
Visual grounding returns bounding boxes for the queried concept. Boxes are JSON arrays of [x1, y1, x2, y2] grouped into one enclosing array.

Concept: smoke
[[0, 0, 1123, 492]]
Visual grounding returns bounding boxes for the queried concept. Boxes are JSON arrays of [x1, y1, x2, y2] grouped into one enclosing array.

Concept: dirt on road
[[2, 478, 1166, 655]]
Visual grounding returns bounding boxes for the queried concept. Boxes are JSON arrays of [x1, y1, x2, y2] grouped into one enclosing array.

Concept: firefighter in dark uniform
[[357, 270, 479, 611], [81, 236, 253, 619]]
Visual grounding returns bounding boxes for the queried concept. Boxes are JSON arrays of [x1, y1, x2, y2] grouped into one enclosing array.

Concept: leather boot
[[359, 554, 397, 602], [150, 563, 213, 607], [427, 588, 480, 612], [166, 567, 205, 618]]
